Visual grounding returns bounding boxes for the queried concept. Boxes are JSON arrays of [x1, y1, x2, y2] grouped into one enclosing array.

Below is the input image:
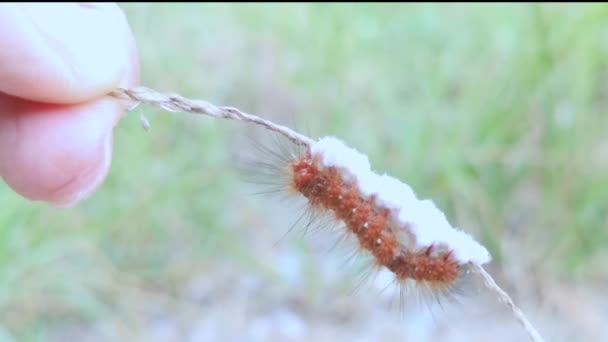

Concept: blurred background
[[1, 3, 608, 341]]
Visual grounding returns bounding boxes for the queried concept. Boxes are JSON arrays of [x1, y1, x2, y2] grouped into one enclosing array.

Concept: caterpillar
[[242, 131, 492, 308]]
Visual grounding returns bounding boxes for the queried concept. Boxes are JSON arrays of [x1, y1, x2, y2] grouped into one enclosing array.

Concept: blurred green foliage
[[1, 3, 607, 340]]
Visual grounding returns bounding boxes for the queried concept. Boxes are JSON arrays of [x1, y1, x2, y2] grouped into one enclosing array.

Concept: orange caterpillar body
[[291, 151, 460, 289]]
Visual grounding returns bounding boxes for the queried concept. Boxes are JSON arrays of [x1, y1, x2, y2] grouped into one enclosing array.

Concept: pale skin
[[0, 3, 140, 207]]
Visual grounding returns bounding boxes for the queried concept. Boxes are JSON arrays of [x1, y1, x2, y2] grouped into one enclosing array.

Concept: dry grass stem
[[472, 264, 546, 342], [110, 87, 313, 146]]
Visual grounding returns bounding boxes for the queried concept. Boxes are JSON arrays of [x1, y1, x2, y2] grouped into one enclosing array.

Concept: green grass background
[[1, 3, 607, 340]]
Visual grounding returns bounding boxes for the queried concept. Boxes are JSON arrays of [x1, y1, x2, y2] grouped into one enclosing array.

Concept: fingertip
[[48, 131, 114, 208], [0, 3, 136, 103], [0, 95, 122, 207]]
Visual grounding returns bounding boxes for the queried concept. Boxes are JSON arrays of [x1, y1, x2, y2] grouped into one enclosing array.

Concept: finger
[[0, 3, 132, 104], [0, 21, 139, 207]]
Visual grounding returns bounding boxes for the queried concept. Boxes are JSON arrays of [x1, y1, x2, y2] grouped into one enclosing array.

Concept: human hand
[[0, 3, 139, 207]]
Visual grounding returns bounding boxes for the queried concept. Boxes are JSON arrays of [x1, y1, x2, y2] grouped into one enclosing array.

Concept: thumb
[[0, 3, 132, 104]]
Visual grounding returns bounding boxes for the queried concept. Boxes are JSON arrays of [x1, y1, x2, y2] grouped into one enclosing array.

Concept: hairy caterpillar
[[241, 131, 492, 308]]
